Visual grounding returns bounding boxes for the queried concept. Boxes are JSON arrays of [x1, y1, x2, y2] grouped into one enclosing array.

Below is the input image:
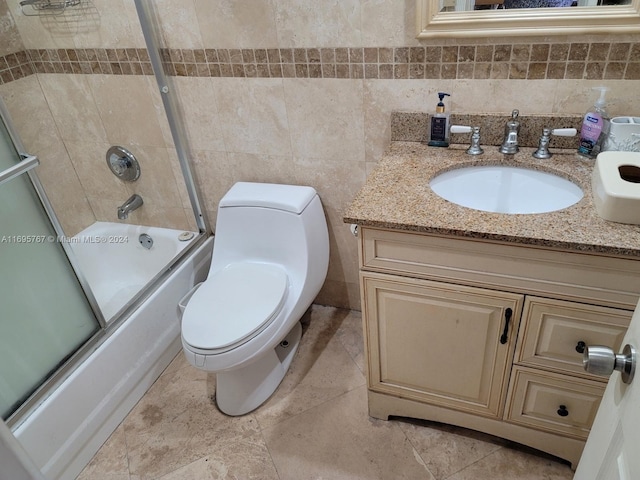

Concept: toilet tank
[[210, 183, 329, 293]]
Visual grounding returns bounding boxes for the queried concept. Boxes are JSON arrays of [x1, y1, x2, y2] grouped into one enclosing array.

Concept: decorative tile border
[[1, 42, 639, 86]]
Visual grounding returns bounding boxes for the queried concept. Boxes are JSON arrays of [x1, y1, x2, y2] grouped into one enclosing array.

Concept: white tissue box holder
[[592, 151, 640, 225]]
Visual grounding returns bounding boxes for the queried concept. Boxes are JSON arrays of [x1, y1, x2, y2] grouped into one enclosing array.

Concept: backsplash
[[391, 111, 584, 149], [1, 41, 639, 85]]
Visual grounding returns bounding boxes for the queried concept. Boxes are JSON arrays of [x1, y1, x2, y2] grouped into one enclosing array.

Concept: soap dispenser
[[577, 86, 610, 159], [428, 92, 451, 147]]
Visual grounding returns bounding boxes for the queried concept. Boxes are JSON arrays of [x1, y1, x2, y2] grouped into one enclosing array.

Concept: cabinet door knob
[[583, 344, 636, 384], [557, 405, 569, 417], [575, 341, 586, 354]]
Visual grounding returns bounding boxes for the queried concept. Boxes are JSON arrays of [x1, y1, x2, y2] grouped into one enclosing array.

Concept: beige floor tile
[[262, 386, 435, 480], [121, 359, 261, 479], [155, 433, 279, 480], [445, 447, 573, 480], [396, 419, 507, 479], [253, 305, 366, 430], [76, 423, 130, 480]]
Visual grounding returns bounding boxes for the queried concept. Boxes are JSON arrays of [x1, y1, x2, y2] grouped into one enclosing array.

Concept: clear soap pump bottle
[[577, 86, 610, 159], [428, 92, 451, 147]]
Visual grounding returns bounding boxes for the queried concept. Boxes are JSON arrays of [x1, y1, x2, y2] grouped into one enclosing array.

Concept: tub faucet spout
[[118, 194, 143, 220]]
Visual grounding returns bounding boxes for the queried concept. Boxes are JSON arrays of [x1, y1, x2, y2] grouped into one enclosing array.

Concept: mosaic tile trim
[[1, 42, 639, 86]]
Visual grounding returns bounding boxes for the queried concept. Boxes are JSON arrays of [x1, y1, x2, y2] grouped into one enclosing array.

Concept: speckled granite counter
[[344, 142, 640, 258]]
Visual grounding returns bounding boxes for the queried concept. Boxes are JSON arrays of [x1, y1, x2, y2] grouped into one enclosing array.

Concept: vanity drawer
[[505, 367, 604, 440], [359, 227, 640, 310], [515, 297, 630, 379]]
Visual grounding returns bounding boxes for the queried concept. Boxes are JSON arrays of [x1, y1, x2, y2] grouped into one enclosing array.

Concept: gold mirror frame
[[416, 0, 640, 37]]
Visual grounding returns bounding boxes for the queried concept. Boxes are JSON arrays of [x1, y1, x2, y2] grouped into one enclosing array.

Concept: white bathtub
[[13, 223, 213, 480], [70, 222, 197, 321]]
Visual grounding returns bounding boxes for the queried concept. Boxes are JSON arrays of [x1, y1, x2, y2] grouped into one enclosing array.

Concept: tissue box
[[592, 151, 640, 225]]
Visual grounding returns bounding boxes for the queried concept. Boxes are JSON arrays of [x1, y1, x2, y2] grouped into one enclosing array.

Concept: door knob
[[583, 344, 636, 384]]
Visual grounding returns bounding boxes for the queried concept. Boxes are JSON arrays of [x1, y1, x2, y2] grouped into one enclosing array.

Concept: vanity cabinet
[[358, 227, 637, 468]]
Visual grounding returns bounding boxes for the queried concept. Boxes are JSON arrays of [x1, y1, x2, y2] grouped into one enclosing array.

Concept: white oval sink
[[429, 165, 583, 214]]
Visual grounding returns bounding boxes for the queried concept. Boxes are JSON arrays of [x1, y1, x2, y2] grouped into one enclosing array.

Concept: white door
[[574, 298, 640, 479]]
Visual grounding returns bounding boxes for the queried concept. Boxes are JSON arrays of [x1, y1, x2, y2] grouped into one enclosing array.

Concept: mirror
[[416, 0, 640, 37]]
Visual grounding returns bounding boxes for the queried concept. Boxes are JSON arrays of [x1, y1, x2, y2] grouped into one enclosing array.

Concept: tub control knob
[[583, 344, 636, 384]]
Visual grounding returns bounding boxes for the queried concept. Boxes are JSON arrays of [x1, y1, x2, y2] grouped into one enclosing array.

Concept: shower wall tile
[[125, 144, 183, 209], [87, 74, 165, 147], [35, 140, 96, 236], [38, 74, 108, 143], [214, 77, 292, 156], [172, 76, 226, 152], [6, 0, 76, 50], [193, 0, 278, 49], [87, 196, 192, 231], [0, 75, 96, 236], [0, 0, 23, 57], [70, 0, 140, 49], [150, 0, 203, 49], [65, 140, 130, 201]]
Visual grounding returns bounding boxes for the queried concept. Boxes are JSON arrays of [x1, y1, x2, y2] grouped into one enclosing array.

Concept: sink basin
[[429, 165, 583, 214]]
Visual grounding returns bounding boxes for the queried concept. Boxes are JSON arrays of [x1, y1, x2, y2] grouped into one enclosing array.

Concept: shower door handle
[[0, 154, 39, 187]]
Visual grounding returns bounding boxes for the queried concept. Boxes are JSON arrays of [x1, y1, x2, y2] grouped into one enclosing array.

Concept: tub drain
[[139, 233, 153, 250]]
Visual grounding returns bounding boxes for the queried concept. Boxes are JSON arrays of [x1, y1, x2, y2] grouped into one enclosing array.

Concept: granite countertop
[[344, 142, 640, 258]]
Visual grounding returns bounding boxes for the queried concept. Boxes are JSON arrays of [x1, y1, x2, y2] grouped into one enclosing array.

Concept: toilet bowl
[[180, 182, 329, 415]]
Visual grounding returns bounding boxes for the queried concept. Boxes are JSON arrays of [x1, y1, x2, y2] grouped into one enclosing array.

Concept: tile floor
[[78, 305, 574, 480]]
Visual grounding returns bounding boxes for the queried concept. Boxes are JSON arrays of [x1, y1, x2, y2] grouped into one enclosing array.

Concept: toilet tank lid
[[219, 182, 318, 214]]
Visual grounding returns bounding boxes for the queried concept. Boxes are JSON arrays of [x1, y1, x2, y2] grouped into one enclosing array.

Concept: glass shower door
[[0, 109, 100, 421]]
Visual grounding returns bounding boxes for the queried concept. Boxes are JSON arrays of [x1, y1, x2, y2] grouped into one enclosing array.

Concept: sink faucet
[[117, 194, 143, 220], [499, 109, 520, 154]]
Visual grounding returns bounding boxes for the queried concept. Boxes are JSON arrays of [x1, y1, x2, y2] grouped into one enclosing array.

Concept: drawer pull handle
[[575, 341, 586, 354], [499, 308, 513, 345], [557, 405, 569, 417]]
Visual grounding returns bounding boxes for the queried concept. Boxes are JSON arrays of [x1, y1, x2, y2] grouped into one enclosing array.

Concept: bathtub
[[13, 222, 213, 480], [70, 222, 198, 321]]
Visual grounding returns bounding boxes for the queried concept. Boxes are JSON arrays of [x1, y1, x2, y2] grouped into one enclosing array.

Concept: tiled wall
[[2, 0, 640, 309]]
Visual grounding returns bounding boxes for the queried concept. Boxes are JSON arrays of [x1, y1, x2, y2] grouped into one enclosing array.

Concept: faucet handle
[[450, 125, 483, 155], [532, 127, 577, 159], [551, 128, 577, 137]]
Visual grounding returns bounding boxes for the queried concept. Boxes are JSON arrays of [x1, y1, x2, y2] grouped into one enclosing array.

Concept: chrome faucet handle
[[499, 109, 520, 155], [532, 127, 577, 159], [450, 125, 484, 155]]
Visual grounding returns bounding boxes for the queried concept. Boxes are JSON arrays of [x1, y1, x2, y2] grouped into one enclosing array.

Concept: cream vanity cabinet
[[359, 227, 636, 468]]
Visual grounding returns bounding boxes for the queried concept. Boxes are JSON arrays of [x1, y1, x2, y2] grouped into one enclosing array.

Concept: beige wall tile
[[38, 73, 108, 143], [88, 74, 165, 147], [172, 76, 225, 152], [283, 78, 366, 161], [361, 0, 415, 47], [7, 0, 78, 49], [70, 0, 141, 49], [274, 0, 362, 47], [0, 0, 23, 56], [193, 0, 278, 48], [123, 145, 183, 209], [214, 77, 292, 156], [153, 0, 203, 49], [363, 79, 449, 163], [34, 141, 96, 236], [65, 140, 129, 201]]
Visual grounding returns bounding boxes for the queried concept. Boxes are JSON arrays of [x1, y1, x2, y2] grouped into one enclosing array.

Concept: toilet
[[180, 182, 329, 415]]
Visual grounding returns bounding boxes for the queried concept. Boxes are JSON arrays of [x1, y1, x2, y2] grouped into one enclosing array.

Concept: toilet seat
[[182, 262, 288, 353]]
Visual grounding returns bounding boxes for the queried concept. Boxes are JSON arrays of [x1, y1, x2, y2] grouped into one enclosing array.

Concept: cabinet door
[[362, 272, 523, 418]]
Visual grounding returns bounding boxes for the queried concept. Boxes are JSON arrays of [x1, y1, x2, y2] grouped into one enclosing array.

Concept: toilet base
[[215, 321, 302, 416]]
